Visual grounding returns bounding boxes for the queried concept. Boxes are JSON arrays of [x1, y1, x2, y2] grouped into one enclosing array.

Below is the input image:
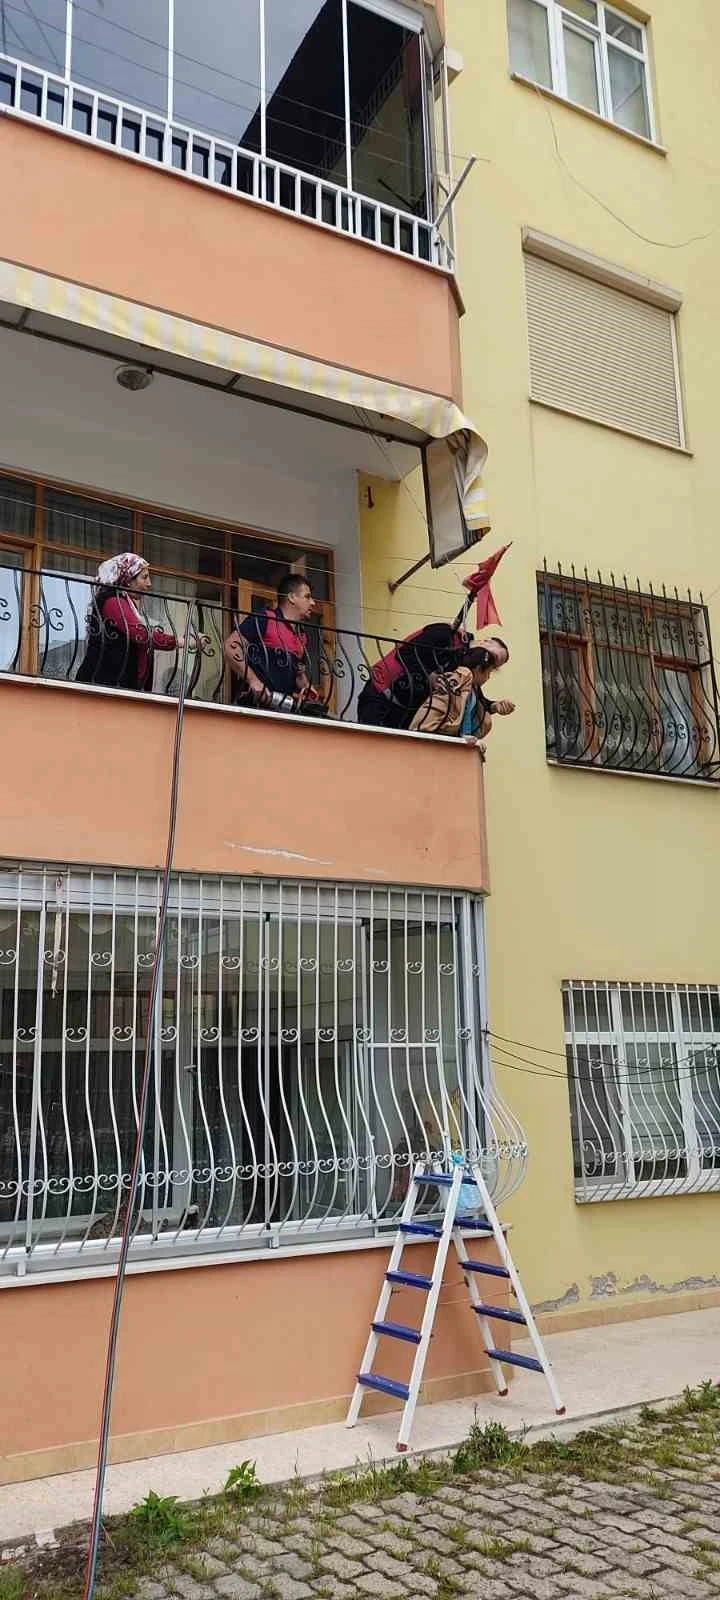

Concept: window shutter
[[524, 252, 684, 448]]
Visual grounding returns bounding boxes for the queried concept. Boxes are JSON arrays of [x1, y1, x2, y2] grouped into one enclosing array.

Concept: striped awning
[[0, 259, 490, 551]]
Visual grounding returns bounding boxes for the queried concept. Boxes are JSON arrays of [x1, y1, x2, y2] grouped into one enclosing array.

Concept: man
[[224, 575, 323, 713], [357, 619, 472, 730]]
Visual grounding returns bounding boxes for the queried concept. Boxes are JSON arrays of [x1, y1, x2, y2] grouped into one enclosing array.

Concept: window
[[538, 568, 720, 781], [524, 245, 684, 448], [508, 0, 654, 140], [0, 866, 490, 1274], [564, 982, 720, 1200]]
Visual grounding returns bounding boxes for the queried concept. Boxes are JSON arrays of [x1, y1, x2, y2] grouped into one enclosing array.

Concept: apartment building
[[366, 0, 720, 1334]]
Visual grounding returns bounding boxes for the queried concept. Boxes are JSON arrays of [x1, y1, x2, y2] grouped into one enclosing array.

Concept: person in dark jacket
[[223, 575, 326, 715], [75, 553, 181, 691], [357, 621, 473, 730]]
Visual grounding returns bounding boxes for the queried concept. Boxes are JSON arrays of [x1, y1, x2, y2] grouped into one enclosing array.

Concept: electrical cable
[[81, 618, 193, 1600], [488, 1032, 720, 1088]]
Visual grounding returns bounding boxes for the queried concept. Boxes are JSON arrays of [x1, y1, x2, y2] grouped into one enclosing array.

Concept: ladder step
[[472, 1303, 527, 1326], [460, 1259, 511, 1279], [357, 1373, 410, 1400], [414, 1172, 454, 1186], [456, 1216, 493, 1230], [386, 1269, 433, 1290], [399, 1221, 442, 1238], [372, 1320, 422, 1345], [487, 1347, 544, 1373]]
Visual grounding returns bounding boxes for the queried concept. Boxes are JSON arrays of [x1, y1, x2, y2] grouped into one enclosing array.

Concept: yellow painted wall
[[359, 0, 720, 1320]]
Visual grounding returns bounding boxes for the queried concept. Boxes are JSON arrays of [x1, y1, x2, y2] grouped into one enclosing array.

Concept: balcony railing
[[0, 564, 474, 735], [0, 50, 452, 271], [539, 566, 720, 782], [0, 866, 527, 1278]]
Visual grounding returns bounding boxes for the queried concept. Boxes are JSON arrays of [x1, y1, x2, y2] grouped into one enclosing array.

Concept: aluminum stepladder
[[347, 1158, 565, 1451]]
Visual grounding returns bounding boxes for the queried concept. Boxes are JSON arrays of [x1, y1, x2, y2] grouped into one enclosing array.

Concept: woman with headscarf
[[75, 553, 181, 692]]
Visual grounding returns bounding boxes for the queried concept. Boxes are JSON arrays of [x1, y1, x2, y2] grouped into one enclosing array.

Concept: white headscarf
[[96, 553, 147, 588]]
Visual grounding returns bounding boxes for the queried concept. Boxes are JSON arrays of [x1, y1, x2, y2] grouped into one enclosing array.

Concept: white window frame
[[564, 981, 720, 1203], [510, 0, 657, 144]]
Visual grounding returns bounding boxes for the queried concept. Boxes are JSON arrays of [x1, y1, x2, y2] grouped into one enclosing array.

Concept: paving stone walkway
[[4, 1394, 719, 1599], [133, 1419, 720, 1600]]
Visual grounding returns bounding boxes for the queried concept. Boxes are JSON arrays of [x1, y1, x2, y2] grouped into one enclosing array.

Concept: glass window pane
[[44, 489, 132, 559], [265, 0, 345, 184], [347, 4, 427, 217], [0, 546, 24, 671], [0, 0, 66, 73], [507, 0, 552, 88], [71, 0, 168, 113], [561, 0, 597, 22], [608, 43, 650, 136], [563, 23, 600, 112], [141, 515, 225, 588], [605, 9, 643, 51], [0, 473, 35, 537], [173, 0, 261, 147]]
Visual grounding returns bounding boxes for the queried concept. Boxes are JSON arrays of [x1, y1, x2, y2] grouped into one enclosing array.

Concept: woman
[[75, 553, 181, 692], [409, 639, 515, 739]]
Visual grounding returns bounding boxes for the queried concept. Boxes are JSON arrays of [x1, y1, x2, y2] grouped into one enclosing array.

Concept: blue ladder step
[[372, 1320, 422, 1345], [456, 1216, 493, 1230], [399, 1221, 442, 1238], [357, 1373, 410, 1400], [487, 1347, 543, 1373], [386, 1269, 433, 1290], [460, 1259, 510, 1279], [471, 1303, 527, 1327], [414, 1172, 454, 1186]]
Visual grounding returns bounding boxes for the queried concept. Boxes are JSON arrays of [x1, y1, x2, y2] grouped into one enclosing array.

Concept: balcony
[[0, 0, 464, 403]]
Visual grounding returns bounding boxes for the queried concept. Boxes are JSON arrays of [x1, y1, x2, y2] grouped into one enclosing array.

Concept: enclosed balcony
[[0, 0, 464, 401]]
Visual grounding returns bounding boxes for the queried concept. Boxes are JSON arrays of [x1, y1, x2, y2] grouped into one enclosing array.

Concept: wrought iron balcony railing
[[0, 50, 451, 270], [539, 565, 720, 782], [0, 866, 526, 1277], [0, 562, 478, 736]]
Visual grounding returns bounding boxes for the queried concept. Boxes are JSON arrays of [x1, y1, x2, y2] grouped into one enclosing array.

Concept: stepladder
[[347, 1158, 565, 1451]]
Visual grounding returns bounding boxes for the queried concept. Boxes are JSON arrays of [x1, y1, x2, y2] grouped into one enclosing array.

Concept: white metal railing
[[0, 50, 452, 271], [0, 866, 526, 1277], [564, 980, 720, 1202]]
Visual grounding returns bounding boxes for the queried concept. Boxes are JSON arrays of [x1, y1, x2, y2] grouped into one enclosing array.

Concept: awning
[[0, 258, 490, 562]]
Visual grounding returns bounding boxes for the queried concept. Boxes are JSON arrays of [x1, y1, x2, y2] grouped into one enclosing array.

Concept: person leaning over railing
[[223, 574, 327, 717], [409, 639, 515, 742], [75, 554, 190, 692], [357, 620, 473, 730]]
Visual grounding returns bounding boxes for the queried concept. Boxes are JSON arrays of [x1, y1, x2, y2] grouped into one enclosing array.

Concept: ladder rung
[[456, 1216, 493, 1230], [472, 1303, 527, 1326], [372, 1319, 422, 1345], [460, 1259, 510, 1279], [399, 1221, 442, 1238], [487, 1347, 543, 1373], [414, 1172, 454, 1186], [386, 1269, 433, 1290], [357, 1372, 410, 1400]]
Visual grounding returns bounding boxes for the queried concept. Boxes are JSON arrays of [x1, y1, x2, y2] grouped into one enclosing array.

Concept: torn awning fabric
[[0, 259, 491, 567]]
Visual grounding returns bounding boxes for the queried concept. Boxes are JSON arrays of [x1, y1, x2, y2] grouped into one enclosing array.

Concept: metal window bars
[[564, 980, 720, 1202], [538, 564, 720, 781], [0, 563, 478, 736], [0, 867, 527, 1277], [0, 49, 452, 270]]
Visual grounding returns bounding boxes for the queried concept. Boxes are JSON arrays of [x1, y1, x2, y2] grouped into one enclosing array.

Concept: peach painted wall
[[0, 680, 488, 892], [1, 1238, 506, 1476], [2, 120, 462, 405]]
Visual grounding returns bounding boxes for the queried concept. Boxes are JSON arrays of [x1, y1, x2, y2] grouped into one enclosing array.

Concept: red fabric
[[101, 595, 177, 684], [462, 544, 511, 629], [259, 609, 307, 659]]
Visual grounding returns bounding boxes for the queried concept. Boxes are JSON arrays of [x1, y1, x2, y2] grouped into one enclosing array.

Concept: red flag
[[462, 544, 511, 629]]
